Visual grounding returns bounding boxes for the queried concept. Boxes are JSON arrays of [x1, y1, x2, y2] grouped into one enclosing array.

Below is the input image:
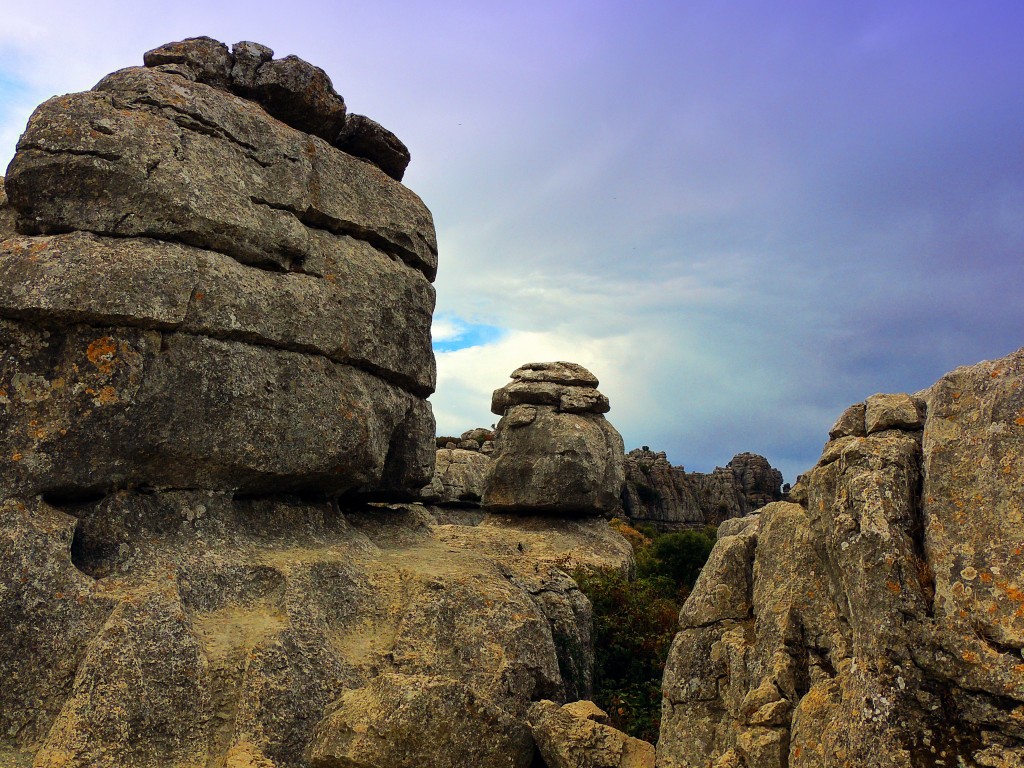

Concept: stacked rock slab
[[482, 362, 626, 515], [622, 449, 783, 528], [1, 37, 436, 497], [658, 351, 1024, 767]]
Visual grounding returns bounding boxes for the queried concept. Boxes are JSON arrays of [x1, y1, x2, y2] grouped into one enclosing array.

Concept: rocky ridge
[[622, 450, 784, 528], [658, 355, 1024, 767]]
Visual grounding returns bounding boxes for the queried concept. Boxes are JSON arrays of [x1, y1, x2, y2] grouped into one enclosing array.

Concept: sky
[[1, 0, 1022, 483]]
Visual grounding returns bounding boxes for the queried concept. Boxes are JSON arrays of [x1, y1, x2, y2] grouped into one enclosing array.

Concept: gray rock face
[[7, 65, 435, 278], [483, 363, 626, 515], [621, 449, 783, 527], [421, 448, 491, 505], [658, 347, 1024, 767], [1, 44, 436, 498]]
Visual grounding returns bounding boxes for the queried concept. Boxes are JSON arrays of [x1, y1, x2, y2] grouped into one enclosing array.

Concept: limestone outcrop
[[1, 495, 631, 767], [622, 449, 783, 527], [1, 37, 437, 498], [0, 40, 641, 768], [483, 363, 626, 515], [420, 447, 491, 505], [658, 349, 1024, 767]]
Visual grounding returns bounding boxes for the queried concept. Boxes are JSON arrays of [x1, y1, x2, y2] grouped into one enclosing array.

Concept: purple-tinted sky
[[2, 1, 1023, 482]]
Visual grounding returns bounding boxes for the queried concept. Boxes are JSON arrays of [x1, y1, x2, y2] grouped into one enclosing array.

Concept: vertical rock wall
[[657, 352, 1024, 767]]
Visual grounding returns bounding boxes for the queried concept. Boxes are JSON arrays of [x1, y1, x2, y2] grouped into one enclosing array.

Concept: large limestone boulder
[[0, 39, 436, 497], [528, 699, 656, 768], [483, 363, 625, 515], [658, 347, 1024, 767]]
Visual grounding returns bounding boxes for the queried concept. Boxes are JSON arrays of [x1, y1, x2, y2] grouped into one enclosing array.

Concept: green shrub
[[573, 521, 717, 743]]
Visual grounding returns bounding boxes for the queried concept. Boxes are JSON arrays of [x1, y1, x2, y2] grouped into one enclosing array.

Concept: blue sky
[[2, 0, 1023, 482]]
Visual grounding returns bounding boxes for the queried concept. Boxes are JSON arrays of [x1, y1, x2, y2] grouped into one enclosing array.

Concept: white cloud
[[430, 316, 465, 344]]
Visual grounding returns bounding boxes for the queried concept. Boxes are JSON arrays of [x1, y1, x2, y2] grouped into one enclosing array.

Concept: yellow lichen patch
[[962, 650, 980, 663], [886, 580, 901, 594], [86, 336, 118, 374], [11, 452, 22, 461]]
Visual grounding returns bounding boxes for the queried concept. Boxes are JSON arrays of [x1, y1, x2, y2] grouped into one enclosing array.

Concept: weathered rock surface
[[0, 176, 14, 237], [421, 448, 491, 505], [483, 363, 625, 515], [1, 494, 633, 767], [529, 699, 656, 768], [307, 674, 533, 768], [6, 65, 435, 277], [139, 37, 410, 181], [335, 114, 412, 182], [658, 347, 1024, 767], [1, 42, 437, 498], [622, 449, 783, 527]]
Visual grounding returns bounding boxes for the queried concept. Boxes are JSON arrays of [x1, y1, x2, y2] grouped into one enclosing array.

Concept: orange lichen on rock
[[85, 336, 118, 374]]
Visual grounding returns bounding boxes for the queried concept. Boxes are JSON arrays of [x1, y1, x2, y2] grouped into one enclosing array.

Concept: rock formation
[[529, 699, 656, 768], [622, 449, 783, 528], [658, 350, 1024, 767], [420, 447, 491, 505], [482, 362, 626, 515], [1, 37, 436, 498], [0, 39, 639, 768]]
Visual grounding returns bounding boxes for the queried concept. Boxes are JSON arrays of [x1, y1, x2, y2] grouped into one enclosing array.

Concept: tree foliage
[[572, 520, 717, 743]]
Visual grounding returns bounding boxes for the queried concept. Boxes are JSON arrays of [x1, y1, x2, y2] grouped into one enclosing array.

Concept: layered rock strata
[[658, 351, 1024, 767], [482, 362, 626, 515], [1, 36, 437, 497], [622, 450, 783, 528]]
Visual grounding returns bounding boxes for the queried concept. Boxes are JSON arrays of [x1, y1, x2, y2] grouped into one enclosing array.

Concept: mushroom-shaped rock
[[482, 363, 625, 515]]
